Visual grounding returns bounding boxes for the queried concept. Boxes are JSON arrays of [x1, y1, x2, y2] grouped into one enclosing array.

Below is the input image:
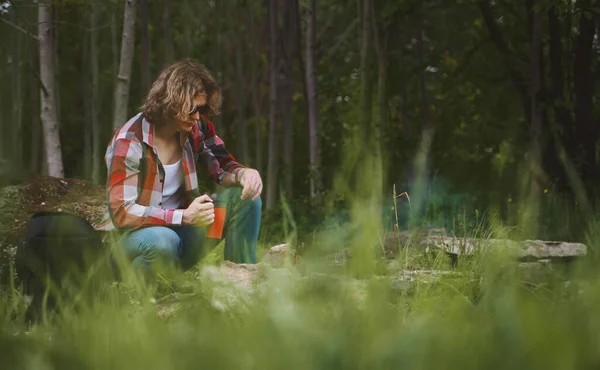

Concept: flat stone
[[428, 236, 587, 259]]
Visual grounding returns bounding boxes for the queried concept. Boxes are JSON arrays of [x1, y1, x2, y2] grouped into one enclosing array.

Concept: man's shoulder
[[113, 113, 145, 143]]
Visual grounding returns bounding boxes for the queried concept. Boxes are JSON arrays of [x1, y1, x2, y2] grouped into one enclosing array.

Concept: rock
[[260, 243, 300, 268], [383, 227, 447, 258], [428, 236, 587, 260]]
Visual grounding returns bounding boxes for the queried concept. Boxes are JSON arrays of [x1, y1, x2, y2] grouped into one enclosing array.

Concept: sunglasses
[[187, 105, 207, 116]]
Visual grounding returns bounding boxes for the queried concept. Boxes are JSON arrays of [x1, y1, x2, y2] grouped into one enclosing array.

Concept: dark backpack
[[15, 211, 106, 320]]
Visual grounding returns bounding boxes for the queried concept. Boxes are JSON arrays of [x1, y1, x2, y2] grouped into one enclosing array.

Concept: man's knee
[[127, 226, 181, 262], [227, 187, 262, 211]]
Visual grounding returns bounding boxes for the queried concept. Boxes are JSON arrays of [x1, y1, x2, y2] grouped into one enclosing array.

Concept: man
[[97, 59, 262, 277]]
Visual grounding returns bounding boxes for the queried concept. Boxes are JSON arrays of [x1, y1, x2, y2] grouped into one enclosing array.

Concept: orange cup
[[206, 201, 226, 239]]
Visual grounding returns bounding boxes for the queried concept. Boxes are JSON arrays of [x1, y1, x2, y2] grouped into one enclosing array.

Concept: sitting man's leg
[[218, 187, 262, 264], [175, 225, 206, 271], [118, 226, 181, 278]]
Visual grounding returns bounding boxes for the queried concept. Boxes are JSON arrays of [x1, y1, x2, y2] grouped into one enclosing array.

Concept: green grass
[[2, 190, 600, 370], [2, 139, 600, 369], [1, 237, 598, 369]]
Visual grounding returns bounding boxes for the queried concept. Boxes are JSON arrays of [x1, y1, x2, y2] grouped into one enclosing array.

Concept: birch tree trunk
[[91, 0, 101, 184], [305, 0, 322, 204], [38, 3, 64, 178], [52, 7, 60, 127], [29, 47, 41, 174], [113, 0, 137, 132], [139, 0, 151, 93], [266, 0, 279, 209]]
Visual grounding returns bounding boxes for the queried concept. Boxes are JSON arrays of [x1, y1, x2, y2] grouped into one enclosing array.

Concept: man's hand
[[239, 168, 263, 201], [182, 194, 215, 226]]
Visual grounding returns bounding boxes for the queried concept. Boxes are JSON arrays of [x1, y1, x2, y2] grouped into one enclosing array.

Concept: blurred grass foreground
[[2, 147, 600, 370]]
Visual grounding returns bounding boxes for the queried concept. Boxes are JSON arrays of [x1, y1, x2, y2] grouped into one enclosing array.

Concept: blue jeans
[[117, 187, 262, 273]]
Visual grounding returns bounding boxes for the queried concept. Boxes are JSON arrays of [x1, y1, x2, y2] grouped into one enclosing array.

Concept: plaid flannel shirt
[[96, 113, 244, 231]]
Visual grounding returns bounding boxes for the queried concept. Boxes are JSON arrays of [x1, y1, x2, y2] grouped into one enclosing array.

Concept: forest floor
[[0, 177, 597, 369]]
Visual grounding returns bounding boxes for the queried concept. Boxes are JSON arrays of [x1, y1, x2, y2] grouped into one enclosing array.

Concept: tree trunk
[[113, 0, 137, 132], [52, 7, 60, 128], [417, 15, 429, 132], [372, 0, 388, 158], [398, 28, 410, 137], [266, 0, 279, 210], [573, 0, 598, 188], [305, 0, 322, 204], [529, 4, 543, 190], [409, 11, 433, 227], [281, 0, 300, 198], [360, 0, 374, 131], [110, 12, 118, 81], [38, 3, 64, 178], [234, 10, 248, 165], [139, 0, 151, 93], [249, 2, 263, 174], [29, 47, 41, 174], [81, 18, 92, 180], [182, 0, 192, 56], [11, 7, 23, 167], [163, 0, 175, 65], [91, 0, 101, 184], [548, 6, 572, 190]]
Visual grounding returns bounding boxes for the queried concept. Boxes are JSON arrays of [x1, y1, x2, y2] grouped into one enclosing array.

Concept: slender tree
[[91, 0, 101, 183], [163, 0, 174, 65], [305, 0, 322, 204], [38, 2, 64, 178], [139, 0, 151, 92], [266, 0, 279, 209], [360, 0, 374, 131], [112, 0, 137, 132], [11, 6, 23, 167], [249, 2, 264, 175], [281, 0, 300, 197]]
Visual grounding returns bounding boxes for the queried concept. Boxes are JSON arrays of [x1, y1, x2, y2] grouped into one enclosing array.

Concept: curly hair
[[141, 59, 222, 125]]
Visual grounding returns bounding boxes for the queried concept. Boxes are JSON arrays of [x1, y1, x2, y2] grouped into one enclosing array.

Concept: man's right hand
[[182, 194, 215, 226]]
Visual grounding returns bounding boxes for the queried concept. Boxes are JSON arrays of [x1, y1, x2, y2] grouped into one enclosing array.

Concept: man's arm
[[197, 119, 263, 200], [197, 119, 245, 186]]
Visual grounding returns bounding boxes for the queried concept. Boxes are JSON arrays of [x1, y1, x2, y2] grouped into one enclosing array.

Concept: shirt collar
[[142, 116, 195, 149]]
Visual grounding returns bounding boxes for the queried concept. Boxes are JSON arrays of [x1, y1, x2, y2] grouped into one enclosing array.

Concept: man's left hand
[[239, 168, 263, 201]]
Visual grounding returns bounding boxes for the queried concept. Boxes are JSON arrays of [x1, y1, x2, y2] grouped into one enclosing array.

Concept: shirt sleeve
[[197, 119, 245, 185], [106, 138, 185, 229]]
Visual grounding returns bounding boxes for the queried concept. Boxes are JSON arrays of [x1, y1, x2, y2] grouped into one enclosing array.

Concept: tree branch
[[323, 18, 358, 61], [0, 17, 39, 41]]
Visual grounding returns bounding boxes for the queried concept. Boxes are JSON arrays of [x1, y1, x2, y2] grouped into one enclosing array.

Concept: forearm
[[109, 199, 184, 229], [220, 167, 245, 187]]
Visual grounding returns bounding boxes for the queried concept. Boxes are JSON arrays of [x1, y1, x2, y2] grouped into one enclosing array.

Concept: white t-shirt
[[161, 159, 183, 210]]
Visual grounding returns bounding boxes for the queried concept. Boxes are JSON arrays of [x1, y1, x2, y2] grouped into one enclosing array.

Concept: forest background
[[1, 0, 600, 245]]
